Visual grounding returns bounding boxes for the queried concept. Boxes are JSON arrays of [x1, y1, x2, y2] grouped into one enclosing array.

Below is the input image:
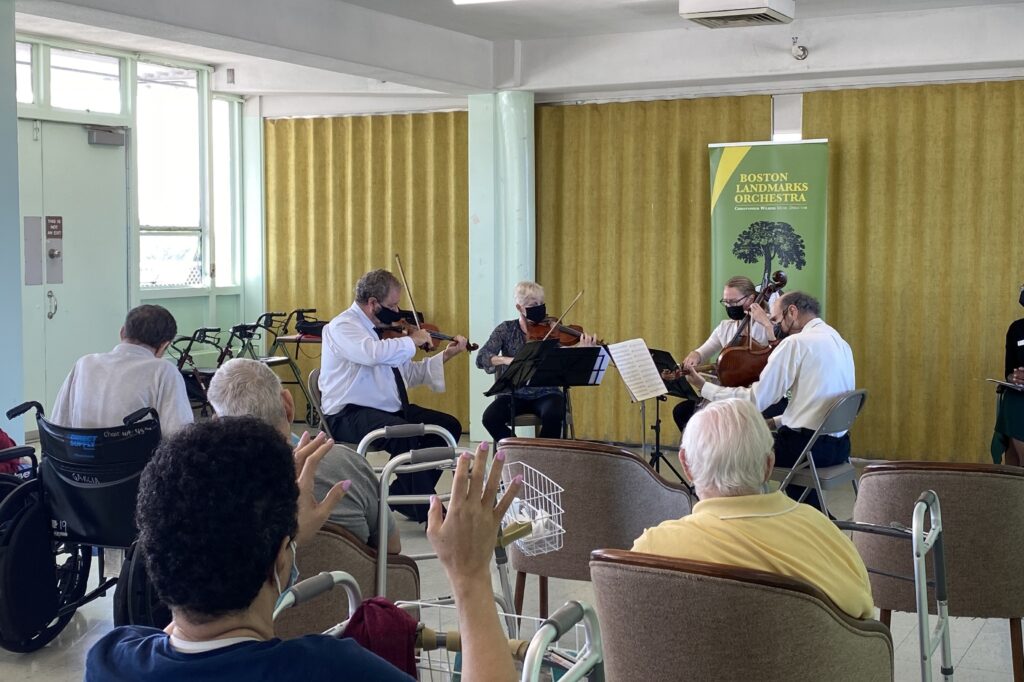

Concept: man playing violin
[[476, 281, 598, 442], [684, 291, 855, 514], [672, 276, 779, 432], [319, 269, 469, 523]]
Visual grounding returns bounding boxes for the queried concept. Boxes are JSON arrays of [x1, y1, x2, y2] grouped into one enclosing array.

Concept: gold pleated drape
[[804, 81, 1024, 462], [264, 113, 470, 426], [536, 97, 772, 444]]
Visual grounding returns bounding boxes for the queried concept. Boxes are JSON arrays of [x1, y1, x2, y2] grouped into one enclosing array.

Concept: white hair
[[513, 281, 545, 307], [681, 398, 774, 496], [207, 358, 287, 431]]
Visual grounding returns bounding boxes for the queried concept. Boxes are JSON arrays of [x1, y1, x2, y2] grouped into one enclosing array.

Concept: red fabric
[[341, 596, 419, 675], [0, 428, 19, 474]]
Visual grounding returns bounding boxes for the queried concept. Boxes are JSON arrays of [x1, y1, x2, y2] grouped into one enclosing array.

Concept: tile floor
[[0, 442, 1016, 681]]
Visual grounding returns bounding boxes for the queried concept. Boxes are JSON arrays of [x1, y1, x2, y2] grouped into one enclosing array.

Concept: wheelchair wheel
[[113, 542, 170, 629], [0, 480, 92, 653]]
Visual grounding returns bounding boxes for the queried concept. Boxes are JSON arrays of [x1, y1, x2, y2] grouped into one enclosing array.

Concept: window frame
[[15, 35, 241, 296]]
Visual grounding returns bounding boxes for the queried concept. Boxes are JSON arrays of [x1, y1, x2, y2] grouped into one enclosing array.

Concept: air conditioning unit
[[679, 0, 795, 28]]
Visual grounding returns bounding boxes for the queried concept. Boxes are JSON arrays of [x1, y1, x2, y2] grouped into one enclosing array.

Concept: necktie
[[392, 367, 410, 417]]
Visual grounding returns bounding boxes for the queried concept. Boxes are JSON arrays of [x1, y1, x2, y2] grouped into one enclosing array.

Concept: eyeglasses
[[719, 295, 751, 307]]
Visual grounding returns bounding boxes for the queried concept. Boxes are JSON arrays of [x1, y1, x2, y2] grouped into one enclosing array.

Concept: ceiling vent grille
[[680, 0, 795, 29]]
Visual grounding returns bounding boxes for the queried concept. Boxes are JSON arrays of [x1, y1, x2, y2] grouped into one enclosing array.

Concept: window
[[49, 48, 121, 114], [137, 62, 202, 288], [211, 98, 240, 287], [15, 42, 32, 104]]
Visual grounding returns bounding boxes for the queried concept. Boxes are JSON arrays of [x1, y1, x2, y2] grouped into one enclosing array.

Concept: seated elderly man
[[52, 304, 193, 434], [86, 418, 522, 681], [632, 398, 873, 619], [207, 358, 400, 553]]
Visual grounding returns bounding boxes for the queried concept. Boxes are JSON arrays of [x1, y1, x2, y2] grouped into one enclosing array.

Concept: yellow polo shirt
[[632, 491, 874, 619]]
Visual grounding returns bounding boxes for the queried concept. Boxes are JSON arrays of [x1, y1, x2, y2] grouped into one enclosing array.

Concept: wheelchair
[[0, 402, 164, 652]]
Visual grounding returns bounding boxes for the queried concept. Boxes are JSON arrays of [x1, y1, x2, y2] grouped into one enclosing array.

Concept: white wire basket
[[500, 461, 565, 556]]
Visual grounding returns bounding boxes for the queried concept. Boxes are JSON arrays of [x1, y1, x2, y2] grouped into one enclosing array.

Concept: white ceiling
[[338, 0, 1021, 40]]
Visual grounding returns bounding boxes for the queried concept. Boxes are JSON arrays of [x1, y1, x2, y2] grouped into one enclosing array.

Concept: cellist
[[671, 276, 780, 432]]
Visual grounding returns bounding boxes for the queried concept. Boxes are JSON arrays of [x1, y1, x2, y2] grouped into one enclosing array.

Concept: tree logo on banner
[[732, 220, 807, 283]]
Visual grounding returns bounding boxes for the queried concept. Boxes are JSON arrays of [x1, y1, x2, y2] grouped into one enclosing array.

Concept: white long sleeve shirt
[[700, 318, 855, 435], [319, 302, 446, 416], [50, 343, 193, 435]]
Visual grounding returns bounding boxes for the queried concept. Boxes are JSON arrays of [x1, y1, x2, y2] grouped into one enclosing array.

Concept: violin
[[377, 319, 479, 352], [391, 253, 477, 353], [525, 317, 604, 347]]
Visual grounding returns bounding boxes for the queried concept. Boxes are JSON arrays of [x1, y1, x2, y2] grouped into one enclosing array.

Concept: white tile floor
[[0, 442, 1017, 681]]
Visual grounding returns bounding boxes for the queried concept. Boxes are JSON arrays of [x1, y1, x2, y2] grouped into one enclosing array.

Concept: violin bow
[[543, 289, 584, 342], [393, 253, 423, 331]]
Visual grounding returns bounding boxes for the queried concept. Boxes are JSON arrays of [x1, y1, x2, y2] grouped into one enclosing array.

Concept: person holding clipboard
[[992, 284, 1024, 465]]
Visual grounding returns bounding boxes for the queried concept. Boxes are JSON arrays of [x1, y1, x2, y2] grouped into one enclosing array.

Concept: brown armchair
[[498, 437, 693, 617], [591, 549, 893, 681]]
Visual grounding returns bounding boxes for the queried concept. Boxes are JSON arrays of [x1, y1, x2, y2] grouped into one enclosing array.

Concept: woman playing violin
[[477, 281, 598, 442], [671, 275, 779, 432]]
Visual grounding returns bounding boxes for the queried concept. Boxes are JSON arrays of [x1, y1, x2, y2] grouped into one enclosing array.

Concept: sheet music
[[590, 347, 611, 385], [606, 339, 668, 402], [987, 378, 1024, 392]]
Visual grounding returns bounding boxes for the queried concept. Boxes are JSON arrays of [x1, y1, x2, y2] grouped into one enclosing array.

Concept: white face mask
[[273, 540, 299, 610]]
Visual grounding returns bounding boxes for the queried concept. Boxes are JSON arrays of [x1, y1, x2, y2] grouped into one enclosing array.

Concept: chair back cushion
[[590, 549, 893, 682], [854, 462, 1024, 618], [274, 523, 419, 639], [500, 438, 692, 581]]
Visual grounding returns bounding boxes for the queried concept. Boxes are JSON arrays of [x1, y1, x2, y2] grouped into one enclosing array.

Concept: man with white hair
[[632, 398, 872, 619], [208, 358, 400, 553]]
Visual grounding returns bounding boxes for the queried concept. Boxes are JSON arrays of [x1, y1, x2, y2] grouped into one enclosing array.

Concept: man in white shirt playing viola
[[319, 269, 468, 523], [685, 291, 855, 512]]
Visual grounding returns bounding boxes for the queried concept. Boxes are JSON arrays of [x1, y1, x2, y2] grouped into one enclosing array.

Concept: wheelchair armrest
[[0, 445, 35, 468], [5, 401, 43, 420]]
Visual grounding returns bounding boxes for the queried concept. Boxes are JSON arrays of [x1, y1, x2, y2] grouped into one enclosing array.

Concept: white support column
[[467, 91, 535, 443], [0, 0, 23, 440]]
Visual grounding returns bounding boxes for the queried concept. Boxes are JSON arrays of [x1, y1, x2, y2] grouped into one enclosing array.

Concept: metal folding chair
[[772, 389, 867, 518]]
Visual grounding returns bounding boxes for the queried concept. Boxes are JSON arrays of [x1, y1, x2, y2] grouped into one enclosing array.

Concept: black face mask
[[725, 305, 746, 321], [375, 304, 403, 325], [524, 304, 547, 324], [773, 323, 787, 341], [1019, 289, 1024, 308]]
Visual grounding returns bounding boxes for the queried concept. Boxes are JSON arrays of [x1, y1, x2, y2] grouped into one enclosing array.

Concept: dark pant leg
[[528, 393, 567, 439], [774, 426, 851, 513], [673, 400, 697, 432], [482, 395, 515, 442]]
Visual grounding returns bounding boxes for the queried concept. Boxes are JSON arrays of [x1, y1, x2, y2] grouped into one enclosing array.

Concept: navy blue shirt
[[85, 626, 414, 681]]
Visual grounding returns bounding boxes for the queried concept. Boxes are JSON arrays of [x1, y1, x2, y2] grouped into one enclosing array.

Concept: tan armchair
[[498, 437, 693, 617], [853, 462, 1024, 680], [591, 549, 894, 682], [274, 522, 419, 639]]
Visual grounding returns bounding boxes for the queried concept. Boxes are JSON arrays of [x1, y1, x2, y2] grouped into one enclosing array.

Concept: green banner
[[708, 140, 829, 328]]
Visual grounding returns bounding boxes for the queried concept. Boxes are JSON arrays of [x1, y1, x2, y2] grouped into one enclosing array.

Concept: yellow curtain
[[535, 97, 772, 444], [804, 82, 1024, 462], [264, 113, 470, 426]]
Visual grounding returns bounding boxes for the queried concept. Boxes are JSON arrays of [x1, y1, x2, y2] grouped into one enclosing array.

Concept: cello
[[714, 270, 788, 387]]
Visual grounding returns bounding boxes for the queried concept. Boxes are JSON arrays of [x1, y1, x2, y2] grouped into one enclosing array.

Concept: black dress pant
[[482, 393, 566, 442], [773, 426, 851, 514], [326, 404, 462, 523]]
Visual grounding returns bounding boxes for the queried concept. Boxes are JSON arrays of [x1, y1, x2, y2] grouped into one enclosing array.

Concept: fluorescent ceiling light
[[452, 0, 518, 5]]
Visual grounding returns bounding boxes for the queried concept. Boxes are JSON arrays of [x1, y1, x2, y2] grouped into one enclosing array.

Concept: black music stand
[[646, 348, 692, 484], [529, 345, 607, 439], [485, 340, 560, 439]]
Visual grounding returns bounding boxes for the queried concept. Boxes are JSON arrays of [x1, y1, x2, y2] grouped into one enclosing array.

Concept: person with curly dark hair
[[85, 418, 523, 681]]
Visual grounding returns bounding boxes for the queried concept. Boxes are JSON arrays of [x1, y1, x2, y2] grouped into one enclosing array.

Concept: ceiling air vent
[[679, 0, 795, 28]]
